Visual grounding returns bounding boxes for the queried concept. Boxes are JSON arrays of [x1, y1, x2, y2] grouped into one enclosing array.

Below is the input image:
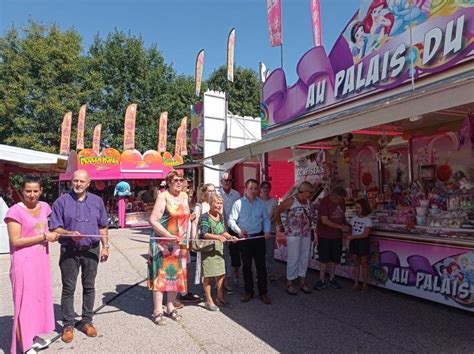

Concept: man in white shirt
[[218, 172, 241, 291]]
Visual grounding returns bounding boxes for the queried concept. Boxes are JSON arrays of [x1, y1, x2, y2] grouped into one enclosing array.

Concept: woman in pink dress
[[4, 175, 59, 354]]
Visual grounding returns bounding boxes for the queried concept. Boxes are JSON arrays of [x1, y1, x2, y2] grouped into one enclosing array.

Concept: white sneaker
[[31, 337, 51, 350], [25, 348, 37, 354]]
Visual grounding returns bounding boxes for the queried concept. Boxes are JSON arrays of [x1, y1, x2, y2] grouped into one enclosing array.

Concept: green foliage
[[205, 65, 260, 117], [0, 21, 260, 158], [0, 21, 88, 152]]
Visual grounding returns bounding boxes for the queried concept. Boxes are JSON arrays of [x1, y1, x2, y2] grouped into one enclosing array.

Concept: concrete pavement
[[1, 227, 472, 353]]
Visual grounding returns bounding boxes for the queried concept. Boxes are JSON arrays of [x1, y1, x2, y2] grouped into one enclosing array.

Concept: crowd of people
[[4, 170, 373, 353]]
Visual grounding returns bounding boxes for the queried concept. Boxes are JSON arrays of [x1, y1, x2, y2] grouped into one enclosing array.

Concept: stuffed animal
[[114, 181, 132, 197]]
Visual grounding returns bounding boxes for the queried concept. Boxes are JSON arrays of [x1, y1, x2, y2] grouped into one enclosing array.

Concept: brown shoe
[[61, 326, 75, 343], [240, 293, 253, 302], [81, 323, 97, 337], [260, 294, 272, 305]]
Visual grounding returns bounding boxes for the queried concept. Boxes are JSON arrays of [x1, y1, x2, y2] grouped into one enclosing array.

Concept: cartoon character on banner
[[349, 21, 369, 62], [388, 0, 430, 36], [114, 181, 131, 229], [337, 133, 354, 164], [362, 0, 394, 53]]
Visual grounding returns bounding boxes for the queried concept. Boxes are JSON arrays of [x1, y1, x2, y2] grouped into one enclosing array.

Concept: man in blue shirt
[[228, 179, 272, 304], [50, 169, 109, 343]]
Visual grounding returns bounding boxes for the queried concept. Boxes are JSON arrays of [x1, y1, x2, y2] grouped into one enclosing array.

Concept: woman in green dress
[[199, 193, 237, 311]]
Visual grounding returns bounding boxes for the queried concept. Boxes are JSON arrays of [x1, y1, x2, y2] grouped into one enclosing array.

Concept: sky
[[1, 0, 361, 84]]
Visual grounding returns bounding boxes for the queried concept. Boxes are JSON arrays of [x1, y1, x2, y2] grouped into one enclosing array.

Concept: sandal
[[361, 285, 368, 293], [151, 313, 167, 326], [352, 283, 360, 291], [166, 309, 183, 322], [286, 285, 297, 295]]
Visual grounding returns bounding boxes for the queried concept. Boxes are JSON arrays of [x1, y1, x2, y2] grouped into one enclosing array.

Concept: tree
[[0, 21, 92, 152], [85, 30, 197, 153], [205, 65, 260, 117]]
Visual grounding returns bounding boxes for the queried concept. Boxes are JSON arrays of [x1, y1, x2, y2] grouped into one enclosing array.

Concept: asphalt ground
[[1, 228, 472, 353]]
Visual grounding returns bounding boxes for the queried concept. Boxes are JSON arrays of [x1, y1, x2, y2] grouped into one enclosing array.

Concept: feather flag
[[92, 124, 102, 154], [227, 28, 236, 82], [174, 126, 182, 157], [195, 49, 205, 96], [310, 0, 322, 47], [59, 112, 72, 155], [179, 117, 188, 156], [158, 112, 168, 152], [76, 105, 86, 150], [266, 0, 282, 47], [259, 62, 269, 83], [123, 104, 137, 150]]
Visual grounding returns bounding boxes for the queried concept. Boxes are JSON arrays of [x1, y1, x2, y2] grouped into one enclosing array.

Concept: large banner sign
[[275, 236, 474, 312], [76, 148, 173, 179], [261, 4, 474, 127]]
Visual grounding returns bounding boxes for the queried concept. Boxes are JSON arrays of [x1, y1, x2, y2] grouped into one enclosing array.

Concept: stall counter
[[365, 228, 474, 312], [274, 227, 474, 312]]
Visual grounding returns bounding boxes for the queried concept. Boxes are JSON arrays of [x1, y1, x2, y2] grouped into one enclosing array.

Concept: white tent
[[0, 197, 9, 254], [0, 144, 68, 172]]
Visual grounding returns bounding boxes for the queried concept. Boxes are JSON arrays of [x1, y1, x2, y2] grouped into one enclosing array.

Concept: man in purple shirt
[[50, 169, 109, 343]]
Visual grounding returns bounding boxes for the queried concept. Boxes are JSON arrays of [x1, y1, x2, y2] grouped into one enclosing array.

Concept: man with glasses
[[218, 171, 242, 291], [50, 169, 109, 343], [228, 179, 272, 304]]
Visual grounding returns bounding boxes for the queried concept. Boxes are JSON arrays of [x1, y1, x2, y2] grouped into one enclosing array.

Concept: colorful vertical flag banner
[[158, 112, 168, 152], [123, 103, 137, 150], [76, 104, 86, 150], [180, 116, 188, 156], [92, 124, 102, 154], [259, 62, 269, 83], [227, 28, 236, 82], [310, 0, 322, 47], [59, 111, 72, 155], [266, 0, 282, 47], [174, 126, 182, 157], [195, 49, 204, 97]]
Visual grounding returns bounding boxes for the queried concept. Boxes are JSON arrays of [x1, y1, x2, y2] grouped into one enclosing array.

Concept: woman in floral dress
[[148, 171, 190, 325], [274, 181, 315, 295]]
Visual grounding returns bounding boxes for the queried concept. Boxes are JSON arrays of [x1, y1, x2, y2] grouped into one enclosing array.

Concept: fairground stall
[[209, 3, 474, 311], [60, 148, 177, 228]]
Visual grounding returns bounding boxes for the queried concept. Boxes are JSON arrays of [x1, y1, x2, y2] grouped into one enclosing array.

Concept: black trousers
[[228, 228, 242, 268], [59, 244, 100, 327], [240, 236, 267, 296]]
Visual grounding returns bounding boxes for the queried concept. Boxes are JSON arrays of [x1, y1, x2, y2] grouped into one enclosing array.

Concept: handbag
[[190, 239, 215, 253]]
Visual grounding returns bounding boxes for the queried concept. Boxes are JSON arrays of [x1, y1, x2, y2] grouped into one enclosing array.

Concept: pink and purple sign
[[261, 4, 474, 127]]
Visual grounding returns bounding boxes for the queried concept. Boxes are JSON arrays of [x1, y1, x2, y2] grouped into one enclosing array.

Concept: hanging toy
[[114, 181, 131, 197], [376, 134, 394, 166], [337, 133, 353, 164]]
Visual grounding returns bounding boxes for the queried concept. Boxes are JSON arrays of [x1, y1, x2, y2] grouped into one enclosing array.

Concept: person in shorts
[[314, 186, 349, 290]]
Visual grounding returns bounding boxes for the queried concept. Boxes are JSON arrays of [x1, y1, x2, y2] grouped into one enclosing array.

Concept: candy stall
[[60, 148, 179, 228]]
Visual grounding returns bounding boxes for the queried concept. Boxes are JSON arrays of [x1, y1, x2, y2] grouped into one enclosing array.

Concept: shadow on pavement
[[210, 265, 474, 353]]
